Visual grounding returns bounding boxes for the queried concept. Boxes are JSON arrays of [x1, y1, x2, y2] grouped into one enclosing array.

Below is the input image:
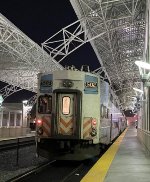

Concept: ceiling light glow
[[133, 87, 143, 93], [135, 61, 150, 70]]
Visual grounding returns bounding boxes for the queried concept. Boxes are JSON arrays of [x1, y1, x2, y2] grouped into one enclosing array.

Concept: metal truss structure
[[0, 85, 22, 100], [42, 0, 146, 110], [0, 0, 147, 110], [26, 94, 37, 106], [0, 13, 63, 99]]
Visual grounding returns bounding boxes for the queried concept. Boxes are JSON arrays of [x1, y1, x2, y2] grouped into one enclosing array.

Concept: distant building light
[[135, 61, 150, 70], [22, 100, 28, 104], [126, 50, 132, 53], [0, 94, 3, 104]]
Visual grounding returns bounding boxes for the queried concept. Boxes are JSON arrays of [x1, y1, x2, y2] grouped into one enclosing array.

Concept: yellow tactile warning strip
[[81, 128, 128, 182]]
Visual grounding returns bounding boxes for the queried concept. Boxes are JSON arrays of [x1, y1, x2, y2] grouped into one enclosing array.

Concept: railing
[[0, 136, 35, 165]]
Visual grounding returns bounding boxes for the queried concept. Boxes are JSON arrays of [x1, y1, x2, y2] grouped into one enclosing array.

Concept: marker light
[[133, 87, 143, 93], [135, 61, 150, 70], [63, 80, 73, 87]]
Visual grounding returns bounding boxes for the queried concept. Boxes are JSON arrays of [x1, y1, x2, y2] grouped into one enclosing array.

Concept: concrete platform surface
[[104, 127, 150, 182]]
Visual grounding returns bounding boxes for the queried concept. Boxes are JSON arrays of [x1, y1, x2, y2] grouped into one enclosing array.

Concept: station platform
[[81, 126, 150, 182], [0, 131, 35, 143]]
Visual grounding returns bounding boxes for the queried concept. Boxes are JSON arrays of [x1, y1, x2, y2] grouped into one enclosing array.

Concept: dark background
[[0, 0, 100, 102]]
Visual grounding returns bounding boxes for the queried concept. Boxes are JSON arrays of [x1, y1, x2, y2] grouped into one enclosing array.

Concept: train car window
[[62, 96, 70, 115], [38, 95, 52, 114], [104, 106, 107, 118], [113, 122, 119, 128], [110, 94, 113, 102], [107, 109, 109, 119], [101, 104, 109, 118], [100, 104, 104, 118]]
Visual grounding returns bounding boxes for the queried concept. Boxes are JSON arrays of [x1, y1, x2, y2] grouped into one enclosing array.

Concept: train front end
[[36, 69, 100, 160]]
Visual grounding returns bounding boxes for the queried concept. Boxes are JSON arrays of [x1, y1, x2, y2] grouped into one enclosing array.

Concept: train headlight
[[37, 127, 43, 135], [90, 128, 97, 137], [63, 80, 74, 88]]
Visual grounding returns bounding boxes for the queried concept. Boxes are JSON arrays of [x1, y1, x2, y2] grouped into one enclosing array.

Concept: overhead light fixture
[[22, 100, 28, 104], [135, 61, 150, 70], [133, 87, 143, 93], [0, 94, 4, 104], [127, 96, 136, 98]]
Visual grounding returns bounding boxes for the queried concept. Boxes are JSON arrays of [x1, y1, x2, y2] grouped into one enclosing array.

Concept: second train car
[[35, 66, 126, 160]]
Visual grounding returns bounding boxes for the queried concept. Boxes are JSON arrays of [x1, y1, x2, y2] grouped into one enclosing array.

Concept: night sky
[[0, 0, 100, 102]]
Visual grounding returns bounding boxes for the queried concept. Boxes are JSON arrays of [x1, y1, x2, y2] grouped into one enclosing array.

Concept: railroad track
[[59, 162, 85, 182], [6, 160, 56, 182], [5, 159, 96, 182]]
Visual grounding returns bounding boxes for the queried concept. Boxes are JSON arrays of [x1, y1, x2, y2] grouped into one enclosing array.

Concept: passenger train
[[35, 66, 127, 160]]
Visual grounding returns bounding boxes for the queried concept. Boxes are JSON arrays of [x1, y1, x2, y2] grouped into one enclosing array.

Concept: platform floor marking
[[81, 128, 128, 182]]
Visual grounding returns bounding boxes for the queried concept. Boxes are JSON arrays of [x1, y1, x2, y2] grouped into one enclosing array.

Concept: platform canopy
[[69, 0, 146, 110], [41, 0, 146, 111], [0, 0, 147, 111], [0, 13, 63, 93]]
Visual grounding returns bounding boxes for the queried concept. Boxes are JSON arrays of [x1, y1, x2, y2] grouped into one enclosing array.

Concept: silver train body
[[36, 69, 126, 160]]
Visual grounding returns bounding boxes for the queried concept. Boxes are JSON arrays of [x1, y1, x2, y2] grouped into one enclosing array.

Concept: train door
[[56, 93, 78, 136]]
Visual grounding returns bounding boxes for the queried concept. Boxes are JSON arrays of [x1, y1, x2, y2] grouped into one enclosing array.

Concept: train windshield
[[62, 96, 71, 115], [38, 95, 52, 114]]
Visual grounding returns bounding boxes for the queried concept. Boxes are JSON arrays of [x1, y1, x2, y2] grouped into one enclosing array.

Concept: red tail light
[[37, 119, 42, 125], [92, 119, 97, 126], [91, 119, 97, 137]]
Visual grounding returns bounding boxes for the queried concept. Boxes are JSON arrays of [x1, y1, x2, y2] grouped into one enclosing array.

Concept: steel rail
[[60, 163, 85, 182], [6, 160, 56, 182]]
